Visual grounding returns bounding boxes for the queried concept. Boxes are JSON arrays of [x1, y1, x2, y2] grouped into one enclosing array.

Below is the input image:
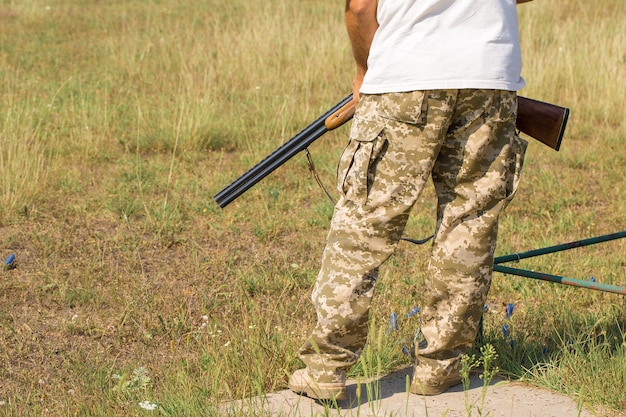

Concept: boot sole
[[410, 378, 462, 396], [288, 381, 346, 401]]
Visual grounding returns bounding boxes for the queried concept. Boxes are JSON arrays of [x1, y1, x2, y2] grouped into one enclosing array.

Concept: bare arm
[[345, 0, 378, 102]]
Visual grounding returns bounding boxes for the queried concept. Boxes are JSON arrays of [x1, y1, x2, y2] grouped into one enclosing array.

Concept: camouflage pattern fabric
[[298, 89, 527, 385]]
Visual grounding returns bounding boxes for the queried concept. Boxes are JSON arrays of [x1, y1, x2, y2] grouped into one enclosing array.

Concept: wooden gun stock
[[214, 93, 569, 208], [516, 96, 569, 151]]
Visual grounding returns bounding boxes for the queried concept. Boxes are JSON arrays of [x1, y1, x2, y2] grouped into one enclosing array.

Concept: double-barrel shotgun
[[214, 94, 569, 208]]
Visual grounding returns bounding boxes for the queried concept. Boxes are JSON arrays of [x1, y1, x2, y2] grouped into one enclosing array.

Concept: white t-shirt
[[360, 0, 526, 93]]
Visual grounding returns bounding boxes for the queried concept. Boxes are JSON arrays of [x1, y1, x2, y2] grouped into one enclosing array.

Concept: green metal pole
[[494, 264, 626, 295], [495, 230, 626, 264], [493, 231, 626, 295]]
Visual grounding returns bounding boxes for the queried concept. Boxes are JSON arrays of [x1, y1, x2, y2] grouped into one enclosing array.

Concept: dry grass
[[1, 0, 625, 415]]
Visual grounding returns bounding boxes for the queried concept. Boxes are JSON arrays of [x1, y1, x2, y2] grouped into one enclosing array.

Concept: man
[[289, 0, 530, 400]]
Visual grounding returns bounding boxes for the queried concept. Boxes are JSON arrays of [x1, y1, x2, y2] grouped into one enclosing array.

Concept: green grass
[[1, 0, 625, 415]]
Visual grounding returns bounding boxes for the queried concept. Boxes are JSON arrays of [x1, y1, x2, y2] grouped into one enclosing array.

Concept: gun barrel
[[214, 94, 353, 208]]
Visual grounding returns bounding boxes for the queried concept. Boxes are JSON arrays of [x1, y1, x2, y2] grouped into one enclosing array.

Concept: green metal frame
[[494, 231, 626, 295]]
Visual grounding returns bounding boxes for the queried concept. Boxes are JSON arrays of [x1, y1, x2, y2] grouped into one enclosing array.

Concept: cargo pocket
[[337, 115, 387, 205], [503, 133, 528, 206]]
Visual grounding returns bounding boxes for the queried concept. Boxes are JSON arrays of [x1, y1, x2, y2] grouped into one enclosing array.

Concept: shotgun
[[214, 93, 569, 208]]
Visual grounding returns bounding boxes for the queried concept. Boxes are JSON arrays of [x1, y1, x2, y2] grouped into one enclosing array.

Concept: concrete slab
[[224, 367, 600, 416]]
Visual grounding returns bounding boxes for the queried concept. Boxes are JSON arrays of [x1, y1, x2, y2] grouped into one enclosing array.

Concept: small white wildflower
[[223, 341, 231, 347], [138, 400, 158, 411], [201, 315, 209, 322], [67, 389, 75, 395]]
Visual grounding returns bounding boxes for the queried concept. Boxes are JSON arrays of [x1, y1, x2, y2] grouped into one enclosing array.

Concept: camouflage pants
[[298, 89, 527, 384]]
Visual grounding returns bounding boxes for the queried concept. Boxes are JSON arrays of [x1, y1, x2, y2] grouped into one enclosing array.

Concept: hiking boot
[[410, 375, 462, 396], [288, 368, 346, 401]]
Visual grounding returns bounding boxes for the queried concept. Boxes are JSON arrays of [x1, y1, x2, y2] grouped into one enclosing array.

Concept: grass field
[[1, 0, 625, 415]]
